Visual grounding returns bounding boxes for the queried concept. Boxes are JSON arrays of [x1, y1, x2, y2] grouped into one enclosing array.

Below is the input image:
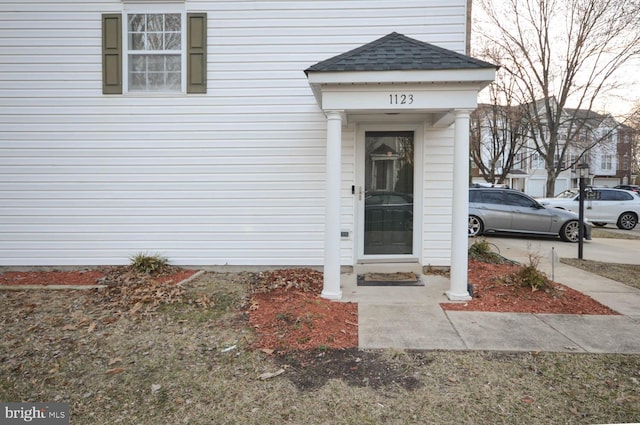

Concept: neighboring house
[[616, 123, 636, 186], [472, 101, 631, 197], [0, 1, 496, 300], [470, 103, 529, 191]]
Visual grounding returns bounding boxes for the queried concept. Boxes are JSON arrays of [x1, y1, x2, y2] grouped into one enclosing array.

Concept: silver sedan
[[469, 187, 592, 242]]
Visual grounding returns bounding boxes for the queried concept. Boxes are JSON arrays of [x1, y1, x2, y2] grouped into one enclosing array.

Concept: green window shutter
[[187, 13, 207, 94], [102, 14, 122, 95]]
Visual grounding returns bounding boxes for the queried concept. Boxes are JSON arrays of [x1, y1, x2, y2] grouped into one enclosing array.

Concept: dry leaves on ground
[[95, 266, 199, 316], [0, 266, 199, 317]]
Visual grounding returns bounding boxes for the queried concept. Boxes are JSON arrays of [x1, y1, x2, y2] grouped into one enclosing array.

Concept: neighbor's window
[[512, 153, 523, 170], [532, 153, 545, 169], [600, 154, 613, 170], [127, 13, 182, 92], [622, 154, 629, 170]]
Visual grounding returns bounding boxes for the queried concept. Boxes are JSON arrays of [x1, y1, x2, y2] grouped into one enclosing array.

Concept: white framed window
[[622, 154, 629, 171], [532, 153, 545, 169], [601, 154, 613, 170], [553, 152, 563, 169], [123, 4, 186, 93], [102, 7, 206, 95]]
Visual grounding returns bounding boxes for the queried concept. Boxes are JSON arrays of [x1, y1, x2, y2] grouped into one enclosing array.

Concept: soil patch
[[276, 348, 429, 391]]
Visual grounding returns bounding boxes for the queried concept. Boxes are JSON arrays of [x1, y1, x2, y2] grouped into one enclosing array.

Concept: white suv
[[538, 187, 640, 230]]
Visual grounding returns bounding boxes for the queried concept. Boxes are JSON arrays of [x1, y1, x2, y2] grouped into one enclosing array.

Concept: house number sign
[[389, 93, 414, 105]]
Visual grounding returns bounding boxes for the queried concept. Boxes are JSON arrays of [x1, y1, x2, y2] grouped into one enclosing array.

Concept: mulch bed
[[0, 270, 105, 286], [0, 266, 197, 287], [440, 259, 618, 315], [248, 268, 358, 354]]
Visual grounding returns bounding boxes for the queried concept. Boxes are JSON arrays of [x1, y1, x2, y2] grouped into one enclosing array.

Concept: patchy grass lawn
[[558, 227, 640, 290], [560, 258, 640, 290], [2, 271, 640, 425], [592, 228, 640, 241]]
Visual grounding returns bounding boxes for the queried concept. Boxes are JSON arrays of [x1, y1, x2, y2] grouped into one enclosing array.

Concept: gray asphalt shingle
[[305, 32, 496, 73]]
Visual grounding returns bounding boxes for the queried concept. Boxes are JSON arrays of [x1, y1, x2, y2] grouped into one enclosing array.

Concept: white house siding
[[340, 124, 357, 265], [0, 0, 469, 266], [421, 126, 455, 267]]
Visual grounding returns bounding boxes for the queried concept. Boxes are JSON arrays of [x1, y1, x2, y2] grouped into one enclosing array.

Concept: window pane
[[129, 55, 146, 72], [483, 192, 503, 204], [148, 73, 165, 91], [166, 55, 181, 71], [128, 14, 145, 32], [129, 73, 146, 90], [600, 191, 614, 201], [147, 14, 163, 32], [506, 193, 534, 207], [165, 33, 181, 50], [166, 72, 181, 90], [146, 33, 163, 50], [129, 33, 145, 50], [146, 56, 164, 72], [165, 14, 181, 31]]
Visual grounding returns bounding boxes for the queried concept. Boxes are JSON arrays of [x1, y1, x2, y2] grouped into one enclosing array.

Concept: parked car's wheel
[[616, 212, 638, 230], [468, 215, 483, 237], [560, 220, 580, 242], [593, 222, 607, 227]]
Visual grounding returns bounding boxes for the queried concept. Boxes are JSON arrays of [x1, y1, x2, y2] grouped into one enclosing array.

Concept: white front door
[[356, 125, 422, 261]]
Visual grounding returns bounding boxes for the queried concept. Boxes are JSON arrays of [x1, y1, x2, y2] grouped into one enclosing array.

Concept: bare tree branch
[[475, 0, 640, 195]]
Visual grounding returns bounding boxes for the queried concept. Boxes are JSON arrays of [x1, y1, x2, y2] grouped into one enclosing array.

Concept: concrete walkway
[[345, 235, 640, 353]]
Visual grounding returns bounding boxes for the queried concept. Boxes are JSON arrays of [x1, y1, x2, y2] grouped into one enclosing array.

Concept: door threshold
[[357, 257, 419, 264], [354, 262, 422, 275]]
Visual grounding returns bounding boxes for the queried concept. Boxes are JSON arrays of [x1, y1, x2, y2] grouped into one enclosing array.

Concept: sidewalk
[[346, 236, 640, 353]]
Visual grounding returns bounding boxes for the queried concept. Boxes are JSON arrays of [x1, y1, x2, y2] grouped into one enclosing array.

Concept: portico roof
[[305, 32, 496, 73], [304, 33, 497, 110]]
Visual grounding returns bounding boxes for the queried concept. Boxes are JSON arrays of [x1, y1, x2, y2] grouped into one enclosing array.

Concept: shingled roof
[[305, 32, 496, 73]]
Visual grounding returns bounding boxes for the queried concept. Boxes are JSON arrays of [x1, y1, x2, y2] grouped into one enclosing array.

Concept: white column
[[322, 110, 343, 300], [446, 109, 472, 301]]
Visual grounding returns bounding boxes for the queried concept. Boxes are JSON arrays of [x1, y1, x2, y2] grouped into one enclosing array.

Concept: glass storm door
[[363, 131, 414, 255]]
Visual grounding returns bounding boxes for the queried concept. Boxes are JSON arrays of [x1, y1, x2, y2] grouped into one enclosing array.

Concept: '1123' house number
[[389, 94, 414, 105]]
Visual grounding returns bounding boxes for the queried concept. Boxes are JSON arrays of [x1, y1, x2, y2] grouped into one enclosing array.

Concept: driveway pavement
[[346, 234, 640, 353]]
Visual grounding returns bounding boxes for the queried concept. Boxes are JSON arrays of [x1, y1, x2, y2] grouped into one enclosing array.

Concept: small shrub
[[516, 267, 549, 292], [499, 254, 553, 292], [468, 238, 506, 264], [129, 252, 169, 274]]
